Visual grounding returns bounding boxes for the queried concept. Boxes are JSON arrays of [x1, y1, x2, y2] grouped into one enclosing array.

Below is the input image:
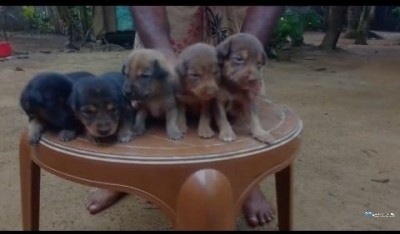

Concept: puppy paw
[[117, 130, 134, 143], [219, 128, 237, 142], [28, 133, 42, 145], [167, 127, 183, 140], [253, 131, 274, 145], [179, 122, 188, 134], [178, 114, 188, 134], [132, 124, 146, 136], [198, 126, 215, 139], [28, 121, 44, 145], [58, 130, 76, 142]]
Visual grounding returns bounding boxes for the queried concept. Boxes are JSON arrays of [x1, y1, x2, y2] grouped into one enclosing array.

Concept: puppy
[[175, 43, 236, 142], [69, 72, 134, 143], [65, 71, 96, 82], [215, 33, 274, 144], [20, 71, 94, 145], [122, 48, 183, 140]]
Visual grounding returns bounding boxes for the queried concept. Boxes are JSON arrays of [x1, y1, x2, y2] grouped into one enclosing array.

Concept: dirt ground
[[0, 31, 399, 231]]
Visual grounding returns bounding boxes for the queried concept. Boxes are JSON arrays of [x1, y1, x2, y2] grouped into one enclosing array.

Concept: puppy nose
[[245, 73, 258, 82], [142, 91, 150, 98], [124, 89, 131, 96], [123, 84, 132, 96], [206, 85, 218, 95], [98, 129, 110, 136], [202, 85, 218, 99], [96, 123, 111, 135]]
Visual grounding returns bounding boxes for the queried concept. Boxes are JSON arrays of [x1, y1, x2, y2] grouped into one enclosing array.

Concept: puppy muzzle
[[94, 123, 115, 137], [97, 129, 111, 136]]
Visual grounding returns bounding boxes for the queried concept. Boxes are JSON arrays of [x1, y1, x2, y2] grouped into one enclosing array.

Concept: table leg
[[275, 164, 293, 231], [19, 132, 41, 231], [175, 169, 236, 230]]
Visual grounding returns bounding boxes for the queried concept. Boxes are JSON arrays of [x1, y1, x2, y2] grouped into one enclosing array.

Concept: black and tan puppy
[[215, 33, 274, 144], [66, 71, 96, 82], [175, 42, 236, 142], [122, 48, 183, 140], [20, 71, 95, 145], [69, 72, 134, 143]]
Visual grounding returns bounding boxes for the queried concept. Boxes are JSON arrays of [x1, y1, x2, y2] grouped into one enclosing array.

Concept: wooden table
[[19, 98, 303, 230]]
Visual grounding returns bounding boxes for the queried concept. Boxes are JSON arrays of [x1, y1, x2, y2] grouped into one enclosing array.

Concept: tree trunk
[[369, 6, 376, 24], [0, 7, 8, 40], [319, 6, 348, 50], [355, 6, 371, 45], [79, 6, 89, 34], [49, 6, 63, 34], [323, 6, 329, 30], [344, 6, 362, 39], [57, 6, 83, 50]]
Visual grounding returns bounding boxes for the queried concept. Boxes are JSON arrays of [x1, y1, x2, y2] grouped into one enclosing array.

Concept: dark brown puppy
[[175, 42, 236, 142], [215, 33, 274, 144], [122, 49, 182, 140], [69, 72, 134, 143], [20, 71, 95, 145]]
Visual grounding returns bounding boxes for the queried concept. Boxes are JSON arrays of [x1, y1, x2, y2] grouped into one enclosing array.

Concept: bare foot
[[242, 186, 275, 227], [85, 189, 127, 215]]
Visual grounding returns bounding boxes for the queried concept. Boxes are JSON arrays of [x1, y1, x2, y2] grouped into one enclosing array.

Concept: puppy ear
[[25, 89, 43, 110], [121, 64, 126, 76], [175, 59, 187, 78], [121, 58, 129, 76], [216, 39, 231, 65], [67, 90, 77, 111], [153, 59, 169, 79], [20, 89, 33, 114], [261, 49, 267, 66]]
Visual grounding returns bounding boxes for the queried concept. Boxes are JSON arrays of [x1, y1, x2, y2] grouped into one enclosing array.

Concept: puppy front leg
[[213, 99, 236, 142], [28, 118, 45, 145], [177, 103, 187, 134], [166, 104, 183, 140], [58, 129, 77, 142], [198, 102, 215, 138], [132, 108, 147, 136], [117, 106, 135, 143], [247, 101, 274, 145]]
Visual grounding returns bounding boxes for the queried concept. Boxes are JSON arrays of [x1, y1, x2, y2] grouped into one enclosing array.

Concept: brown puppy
[[175, 43, 236, 142], [122, 49, 183, 140], [215, 33, 274, 144]]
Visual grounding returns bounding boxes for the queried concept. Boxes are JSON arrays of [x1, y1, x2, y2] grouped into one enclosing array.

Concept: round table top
[[40, 98, 303, 164]]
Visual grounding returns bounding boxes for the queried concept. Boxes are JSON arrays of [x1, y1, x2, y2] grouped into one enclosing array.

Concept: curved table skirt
[[19, 98, 303, 230]]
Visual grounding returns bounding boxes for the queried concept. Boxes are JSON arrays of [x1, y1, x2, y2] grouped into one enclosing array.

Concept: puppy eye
[[257, 62, 263, 69], [109, 107, 119, 114], [189, 73, 200, 81], [141, 72, 152, 79], [81, 109, 96, 116], [232, 56, 244, 64]]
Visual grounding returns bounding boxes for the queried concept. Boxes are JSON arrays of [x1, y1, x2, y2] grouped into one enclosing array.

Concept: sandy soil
[[0, 31, 399, 230]]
